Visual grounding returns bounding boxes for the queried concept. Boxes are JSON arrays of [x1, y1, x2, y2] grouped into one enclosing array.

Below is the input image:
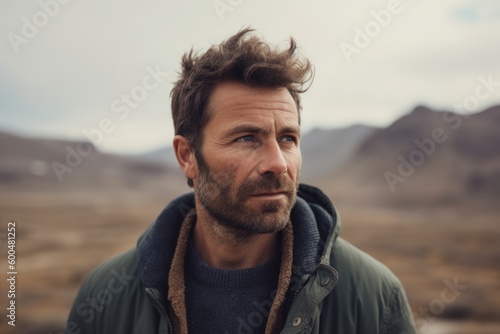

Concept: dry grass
[[337, 203, 500, 325], [0, 190, 498, 334]]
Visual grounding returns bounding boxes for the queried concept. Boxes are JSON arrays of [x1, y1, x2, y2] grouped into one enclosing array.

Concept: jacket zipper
[[145, 288, 174, 334], [286, 274, 311, 313]]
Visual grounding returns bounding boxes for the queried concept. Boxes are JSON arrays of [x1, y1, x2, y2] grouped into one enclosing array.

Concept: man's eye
[[280, 135, 297, 143], [236, 135, 256, 142]]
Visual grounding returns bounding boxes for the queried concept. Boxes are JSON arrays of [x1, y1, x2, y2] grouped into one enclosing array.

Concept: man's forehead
[[207, 81, 299, 121]]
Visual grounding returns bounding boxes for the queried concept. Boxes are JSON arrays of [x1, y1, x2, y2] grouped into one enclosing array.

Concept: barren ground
[[0, 190, 498, 334]]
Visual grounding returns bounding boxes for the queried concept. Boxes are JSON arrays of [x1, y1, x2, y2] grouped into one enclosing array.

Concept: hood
[[292, 184, 341, 276], [136, 183, 340, 297]]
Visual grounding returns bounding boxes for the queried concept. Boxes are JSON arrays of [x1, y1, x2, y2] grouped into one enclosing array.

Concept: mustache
[[237, 174, 297, 198]]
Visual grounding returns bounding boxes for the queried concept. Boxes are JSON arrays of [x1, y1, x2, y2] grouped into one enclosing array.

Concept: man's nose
[[257, 141, 287, 176]]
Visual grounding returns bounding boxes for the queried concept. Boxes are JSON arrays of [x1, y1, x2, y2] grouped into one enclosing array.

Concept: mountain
[[137, 145, 177, 165], [5, 104, 500, 206], [315, 105, 500, 205], [0, 131, 186, 192], [300, 124, 378, 180]]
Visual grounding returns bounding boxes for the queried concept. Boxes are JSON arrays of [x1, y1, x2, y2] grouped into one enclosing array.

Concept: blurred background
[[1, 0, 499, 333]]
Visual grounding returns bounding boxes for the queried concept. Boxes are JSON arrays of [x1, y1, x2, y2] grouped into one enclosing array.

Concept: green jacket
[[66, 184, 416, 334]]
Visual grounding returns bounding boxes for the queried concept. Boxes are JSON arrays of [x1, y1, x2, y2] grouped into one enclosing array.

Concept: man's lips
[[250, 191, 288, 198]]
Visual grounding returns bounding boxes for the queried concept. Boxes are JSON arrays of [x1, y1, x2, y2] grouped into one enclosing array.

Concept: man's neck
[[192, 208, 280, 270]]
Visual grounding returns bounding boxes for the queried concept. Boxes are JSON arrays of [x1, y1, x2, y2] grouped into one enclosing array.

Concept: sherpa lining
[[167, 209, 294, 334]]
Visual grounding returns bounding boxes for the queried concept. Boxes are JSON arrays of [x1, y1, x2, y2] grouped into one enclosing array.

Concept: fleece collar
[[136, 183, 340, 298]]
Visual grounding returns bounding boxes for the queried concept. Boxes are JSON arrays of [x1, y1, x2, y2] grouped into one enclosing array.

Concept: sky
[[1, 0, 500, 154]]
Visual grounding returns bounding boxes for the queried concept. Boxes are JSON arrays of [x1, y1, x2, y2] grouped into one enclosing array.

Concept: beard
[[195, 151, 298, 235]]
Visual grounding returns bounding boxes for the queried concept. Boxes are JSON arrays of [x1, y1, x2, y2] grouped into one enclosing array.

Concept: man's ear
[[173, 135, 198, 183]]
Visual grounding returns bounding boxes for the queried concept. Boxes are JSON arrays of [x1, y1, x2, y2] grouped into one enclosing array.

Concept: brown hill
[[314, 105, 500, 206], [4, 103, 500, 206], [0, 131, 186, 193], [299, 124, 378, 181]]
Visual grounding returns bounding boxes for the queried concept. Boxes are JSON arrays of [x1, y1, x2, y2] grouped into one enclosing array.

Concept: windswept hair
[[170, 27, 313, 155]]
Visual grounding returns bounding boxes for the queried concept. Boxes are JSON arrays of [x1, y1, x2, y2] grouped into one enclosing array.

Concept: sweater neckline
[[185, 236, 282, 289]]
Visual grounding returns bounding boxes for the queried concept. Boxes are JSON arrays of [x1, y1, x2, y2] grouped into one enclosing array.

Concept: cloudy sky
[[1, 0, 500, 154]]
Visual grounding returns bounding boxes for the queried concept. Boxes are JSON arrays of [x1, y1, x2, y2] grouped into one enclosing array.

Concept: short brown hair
[[170, 28, 313, 186]]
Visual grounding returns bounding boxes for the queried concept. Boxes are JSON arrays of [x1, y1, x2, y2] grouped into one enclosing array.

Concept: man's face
[[193, 81, 301, 235]]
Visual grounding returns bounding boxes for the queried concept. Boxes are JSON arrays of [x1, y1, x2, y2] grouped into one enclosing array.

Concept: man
[[66, 29, 416, 334]]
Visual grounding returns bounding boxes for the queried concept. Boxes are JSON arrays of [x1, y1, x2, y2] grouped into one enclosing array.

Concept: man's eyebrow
[[280, 125, 301, 136], [224, 125, 268, 137], [224, 124, 300, 137]]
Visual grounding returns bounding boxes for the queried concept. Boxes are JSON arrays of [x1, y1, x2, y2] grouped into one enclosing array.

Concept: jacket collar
[[136, 184, 340, 297]]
